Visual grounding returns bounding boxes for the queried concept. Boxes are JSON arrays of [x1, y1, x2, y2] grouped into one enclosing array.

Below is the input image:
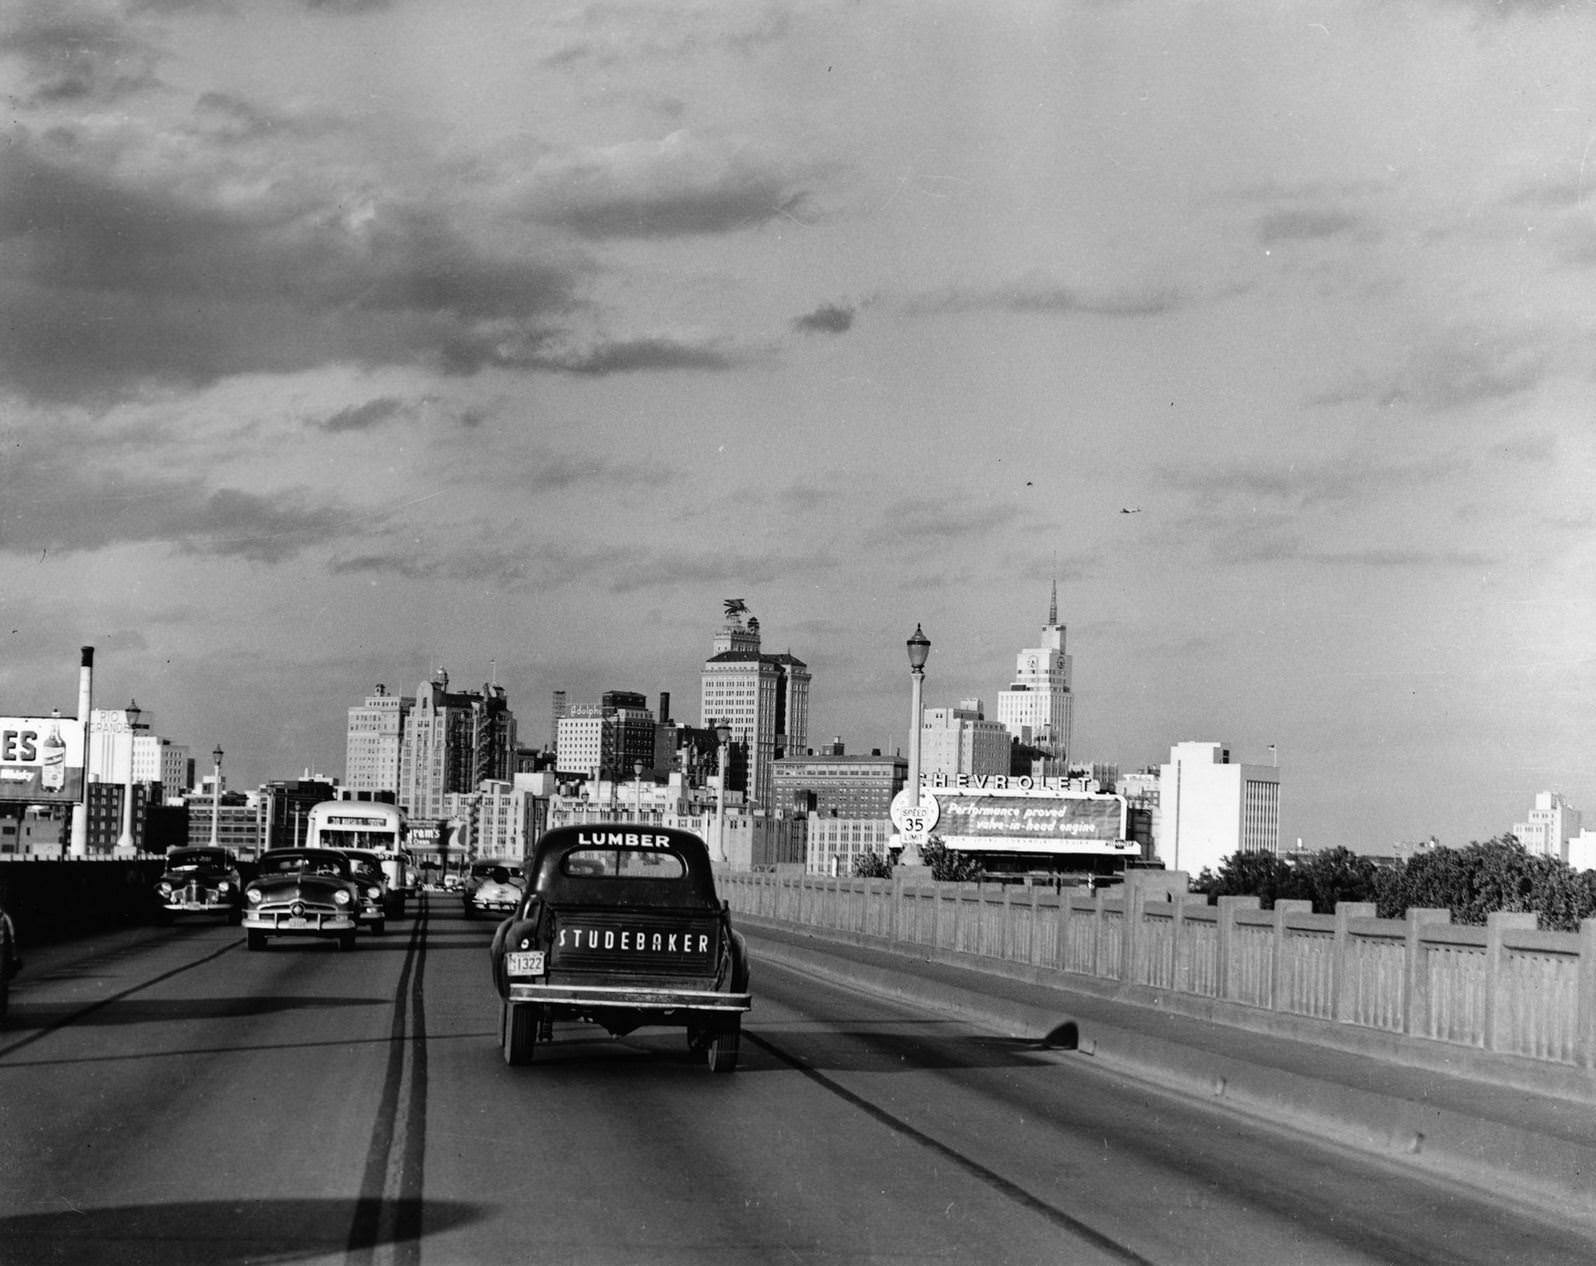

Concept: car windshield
[[473, 862, 519, 879], [561, 848, 686, 880], [168, 849, 229, 871], [260, 852, 348, 878]]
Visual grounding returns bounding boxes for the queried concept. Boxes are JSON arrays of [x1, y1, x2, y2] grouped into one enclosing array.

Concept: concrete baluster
[[1331, 902, 1377, 1025], [1403, 909, 1452, 1039], [1484, 911, 1537, 1054], [1215, 896, 1259, 1004]]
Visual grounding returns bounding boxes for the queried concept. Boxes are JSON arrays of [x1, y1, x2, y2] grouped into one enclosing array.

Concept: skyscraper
[[397, 670, 517, 820], [345, 684, 412, 796], [996, 582, 1074, 766], [699, 601, 810, 807]]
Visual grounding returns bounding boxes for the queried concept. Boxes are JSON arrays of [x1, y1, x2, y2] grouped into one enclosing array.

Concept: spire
[[1048, 578, 1058, 627]]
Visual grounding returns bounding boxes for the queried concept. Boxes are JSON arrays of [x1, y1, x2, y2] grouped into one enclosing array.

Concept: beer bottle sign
[[40, 720, 67, 792]]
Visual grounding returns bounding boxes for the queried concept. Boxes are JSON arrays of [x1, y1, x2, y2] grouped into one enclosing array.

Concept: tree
[[920, 836, 981, 883], [852, 850, 892, 879], [1293, 846, 1381, 914], [1197, 850, 1297, 907]]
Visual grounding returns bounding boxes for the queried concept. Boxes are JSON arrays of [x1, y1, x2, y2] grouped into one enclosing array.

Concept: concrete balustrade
[[720, 866, 1596, 1082]]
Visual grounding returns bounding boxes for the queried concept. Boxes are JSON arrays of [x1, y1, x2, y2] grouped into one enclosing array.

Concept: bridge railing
[[719, 868, 1596, 1073]]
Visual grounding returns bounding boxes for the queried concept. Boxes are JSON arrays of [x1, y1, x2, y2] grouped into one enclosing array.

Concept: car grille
[[549, 910, 720, 976], [254, 900, 341, 927]]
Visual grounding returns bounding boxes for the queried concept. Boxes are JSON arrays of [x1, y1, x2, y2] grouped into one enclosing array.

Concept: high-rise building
[[1515, 792, 1581, 862], [397, 670, 517, 821], [920, 699, 1011, 779], [699, 603, 810, 807], [553, 691, 671, 781], [996, 582, 1073, 766], [1157, 741, 1280, 876], [345, 684, 412, 797]]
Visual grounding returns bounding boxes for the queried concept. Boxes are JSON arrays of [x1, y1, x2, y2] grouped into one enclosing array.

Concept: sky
[[3, 0, 1596, 855]]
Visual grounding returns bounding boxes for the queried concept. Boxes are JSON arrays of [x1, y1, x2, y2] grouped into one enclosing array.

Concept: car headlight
[[333, 890, 351, 905], [217, 882, 230, 893], [159, 882, 173, 895], [247, 890, 263, 904], [367, 886, 382, 899]]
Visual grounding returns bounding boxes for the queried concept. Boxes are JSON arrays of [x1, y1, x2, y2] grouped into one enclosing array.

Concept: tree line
[[855, 836, 1596, 932]]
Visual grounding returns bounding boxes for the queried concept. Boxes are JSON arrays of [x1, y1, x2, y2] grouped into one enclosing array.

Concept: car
[[341, 849, 392, 935], [489, 824, 752, 1072], [462, 859, 523, 920], [154, 846, 244, 924], [242, 848, 361, 951], [0, 903, 20, 1028], [366, 848, 419, 915]]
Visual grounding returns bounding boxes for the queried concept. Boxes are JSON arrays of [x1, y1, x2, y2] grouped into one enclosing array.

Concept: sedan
[[243, 848, 360, 951]]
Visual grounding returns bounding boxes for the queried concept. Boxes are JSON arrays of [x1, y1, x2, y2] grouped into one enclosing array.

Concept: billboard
[[931, 789, 1134, 856], [1, 716, 86, 804]]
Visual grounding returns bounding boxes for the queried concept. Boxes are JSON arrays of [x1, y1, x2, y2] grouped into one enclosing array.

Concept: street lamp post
[[715, 723, 732, 865], [900, 625, 931, 866], [209, 745, 223, 849], [116, 700, 142, 854], [634, 761, 645, 819]]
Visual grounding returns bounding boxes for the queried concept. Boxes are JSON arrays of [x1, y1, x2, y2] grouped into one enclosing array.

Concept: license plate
[[284, 917, 310, 928], [505, 950, 545, 976]]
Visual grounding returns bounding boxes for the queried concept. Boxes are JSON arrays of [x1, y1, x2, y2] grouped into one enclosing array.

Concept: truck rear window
[[562, 848, 686, 880]]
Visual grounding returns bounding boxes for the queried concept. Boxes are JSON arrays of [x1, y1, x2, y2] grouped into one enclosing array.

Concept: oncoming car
[[490, 824, 751, 1072], [463, 860, 523, 920], [242, 848, 360, 951], [154, 846, 244, 924], [341, 848, 392, 935]]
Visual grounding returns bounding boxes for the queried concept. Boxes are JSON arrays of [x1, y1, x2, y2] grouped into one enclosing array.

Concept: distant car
[[155, 846, 244, 924], [341, 849, 392, 935], [490, 825, 752, 1071], [463, 860, 523, 920], [366, 848, 419, 915], [0, 904, 20, 1028], [243, 848, 360, 951]]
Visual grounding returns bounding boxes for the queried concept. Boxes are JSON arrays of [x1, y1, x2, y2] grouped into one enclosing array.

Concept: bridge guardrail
[[719, 868, 1596, 1077]]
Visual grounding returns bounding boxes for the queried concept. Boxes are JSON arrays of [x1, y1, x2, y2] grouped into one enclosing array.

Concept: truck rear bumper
[[507, 982, 750, 1012]]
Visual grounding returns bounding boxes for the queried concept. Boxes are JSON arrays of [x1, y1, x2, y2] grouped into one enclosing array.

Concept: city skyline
[[4, 3, 1595, 854]]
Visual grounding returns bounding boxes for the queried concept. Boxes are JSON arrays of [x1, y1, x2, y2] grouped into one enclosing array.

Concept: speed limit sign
[[890, 788, 940, 845]]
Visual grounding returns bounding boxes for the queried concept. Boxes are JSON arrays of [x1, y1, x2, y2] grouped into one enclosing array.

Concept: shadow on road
[[0, 1198, 485, 1265], [3, 994, 388, 1029]]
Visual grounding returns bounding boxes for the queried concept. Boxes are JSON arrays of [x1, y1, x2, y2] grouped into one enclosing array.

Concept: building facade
[[87, 702, 189, 805], [1156, 741, 1281, 876], [345, 684, 412, 796], [920, 700, 1011, 779], [995, 583, 1074, 764], [398, 671, 517, 821], [1514, 791, 1582, 862], [699, 605, 810, 808], [771, 742, 905, 819]]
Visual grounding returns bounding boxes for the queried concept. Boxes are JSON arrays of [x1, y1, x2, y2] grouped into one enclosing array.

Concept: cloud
[[1, 5, 162, 105], [519, 131, 812, 239], [0, 136, 587, 401], [318, 397, 407, 433], [1379, 327, 1549, 413], [1256, 208, 1366, 243], [902, 275, 1182, 319], [793, 303, 854, 335], [526, 334, 739, 375]]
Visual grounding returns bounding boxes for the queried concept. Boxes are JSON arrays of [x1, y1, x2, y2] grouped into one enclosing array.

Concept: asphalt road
[[2, 892, 1592, 1266]]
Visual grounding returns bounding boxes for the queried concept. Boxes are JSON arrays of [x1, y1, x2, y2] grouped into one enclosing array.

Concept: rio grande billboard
[[1, 716, 86, 804], [930, 788, 1134, 855]]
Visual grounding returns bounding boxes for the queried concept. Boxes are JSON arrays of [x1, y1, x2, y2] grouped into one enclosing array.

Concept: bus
[[303, 801, 417, 906]]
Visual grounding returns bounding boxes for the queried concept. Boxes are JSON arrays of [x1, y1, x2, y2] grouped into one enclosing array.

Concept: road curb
[[746, 924, 1596, 1223]]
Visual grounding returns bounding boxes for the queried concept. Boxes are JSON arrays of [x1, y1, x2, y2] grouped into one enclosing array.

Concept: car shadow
[[0, 1198, 483, 1266]]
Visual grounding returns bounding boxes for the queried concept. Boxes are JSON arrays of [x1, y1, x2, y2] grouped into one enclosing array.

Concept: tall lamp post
[[634, 761, 645, 819], [116, 700, 142, 854], [900, 625, 931, 866], [715, 723, 732, 865], [209, 745, 223, 849]]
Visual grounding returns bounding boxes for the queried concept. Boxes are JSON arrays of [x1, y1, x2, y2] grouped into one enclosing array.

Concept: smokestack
[[658, 692, 671, 724], [70, 646, 93, 856]]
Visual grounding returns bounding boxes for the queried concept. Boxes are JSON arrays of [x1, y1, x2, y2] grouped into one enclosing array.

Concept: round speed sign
[[890, 788, 940, 844]]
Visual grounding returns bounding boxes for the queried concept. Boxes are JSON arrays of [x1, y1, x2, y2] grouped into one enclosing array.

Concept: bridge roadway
[[1, 892, 1592, 1266]]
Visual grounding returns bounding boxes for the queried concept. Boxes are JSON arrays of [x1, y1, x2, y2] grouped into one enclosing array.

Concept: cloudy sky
[[4, 0, 1595, 853]]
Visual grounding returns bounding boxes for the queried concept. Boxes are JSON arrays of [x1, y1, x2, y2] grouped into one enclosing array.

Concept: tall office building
[[920, 700, 1011, 779], [345, 684, 412, 796], [87, 701, 190, 804], [1157, 741, 1281, 876], [996, 582, 1073, 764], [398, 670, 517, 821], [699, 603, 810, 807]]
